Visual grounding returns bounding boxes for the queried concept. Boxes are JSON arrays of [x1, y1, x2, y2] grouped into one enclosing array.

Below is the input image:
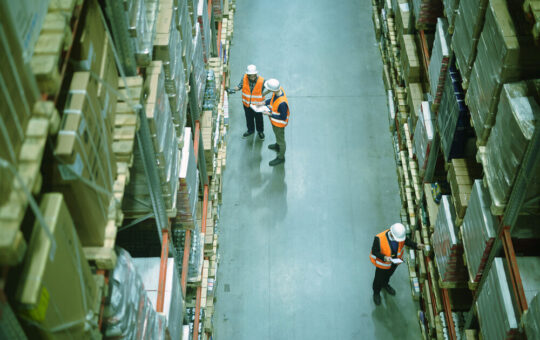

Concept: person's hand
[[384, 256, 392, 262], [417, 243, 425, 250], [226, 87, 236, 94]]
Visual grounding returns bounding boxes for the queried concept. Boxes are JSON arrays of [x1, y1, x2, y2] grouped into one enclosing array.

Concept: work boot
[[373, 294, 381, 306], [268, 143, 280, 151], [258, 132, 265, 140], [243, 131, 254, 138], [384, 285, 396, 296], [269, 157, 285, 166]]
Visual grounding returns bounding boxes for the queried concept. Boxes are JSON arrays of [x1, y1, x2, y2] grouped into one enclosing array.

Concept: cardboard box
[[16, 193, 98, 339]]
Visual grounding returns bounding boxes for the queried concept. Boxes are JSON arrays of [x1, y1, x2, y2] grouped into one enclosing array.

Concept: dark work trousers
[[372, 265, 398, 295], [243, 105, 264, 133]]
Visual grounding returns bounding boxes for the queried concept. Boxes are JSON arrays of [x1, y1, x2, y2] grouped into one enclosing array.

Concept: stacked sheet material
[[438, 61, 468, 161], [461, 180, 498, 282], [413, 101, 439, 181], [103, 248, 168, 339], [177, 128, 200, 229], [410, 0, 443, 29], [176, 0, 193, 82], [476, 258, 519, 340], [433, 196, 468, 283], [192, 22, 207, 110], [467, 0, 540, 144], [133, 257, 184, 340], [482, 80, 540, 215], [188, 231, 204, 282], [429, 18, 450, 110], [451, 0, 488, 83]]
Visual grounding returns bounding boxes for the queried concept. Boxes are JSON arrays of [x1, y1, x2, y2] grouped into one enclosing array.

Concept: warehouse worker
[[370, 223, 424, 306], [227, 64, 267, 140], [259, 79, 289, 166]]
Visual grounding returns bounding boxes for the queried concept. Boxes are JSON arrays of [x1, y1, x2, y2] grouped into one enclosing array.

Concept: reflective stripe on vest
[[242, 75, 265, 107], [369, 229, 405, 269], [269, 88, 290, 128]]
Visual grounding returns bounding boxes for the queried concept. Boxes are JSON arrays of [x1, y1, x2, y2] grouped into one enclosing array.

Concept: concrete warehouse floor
[[214, 1, 422, 339]]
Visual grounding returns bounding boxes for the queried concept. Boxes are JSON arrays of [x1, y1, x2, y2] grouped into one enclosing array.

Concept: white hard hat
[[265, 78, 280, 92], [246, 64, 258, 75], [390, 223, 406, 241]]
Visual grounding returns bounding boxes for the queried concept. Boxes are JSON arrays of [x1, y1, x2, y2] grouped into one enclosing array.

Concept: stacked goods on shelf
[[187, 0, 200, 35], [387, 90, 396, 132], [410, 0, 443, 29], [437, 62, 468, 161], [154, 0, 188, 139], [103, 0, 137, 75], [192, 22, 207, 110], [134, 0, 158, 66], [466, 0, 540, 144], [177, 127, 200, 229], [123, 61, 180, 216], [461, 180, 498, 283], [478, 80, 540, 215], [524, 292, 540, 340], [15, 193, 100, 339], [528, 1, 540, 43], [133, 257, 184, 340], [400, 34, 420, 85], [476, 258, 519, 339], [52, 71, 116, 246], [442, 0, 460, 32], [413, 101, 439, 181], [188, 221, 204, 283], [408, 83, 423, 128], [201, 108, 216, 175], [212, 0, 223, 18], [393, 0, 412, 37], [428, 18, 450, 113], [103, 248, 168, 339], [451, 0, 488, 86], [516, 256, 540, 308], [446, 158, 483, 221], [432, 195, 468, 284], [113, 77, 143, 166], [176, 0, 194, 82], [197, 0, 212, 63]]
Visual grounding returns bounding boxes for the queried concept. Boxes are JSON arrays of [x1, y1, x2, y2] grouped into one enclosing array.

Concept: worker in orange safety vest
[[370, 223, 424, 305], [226, 64, 268, 140], [259, 78, 289, 166]]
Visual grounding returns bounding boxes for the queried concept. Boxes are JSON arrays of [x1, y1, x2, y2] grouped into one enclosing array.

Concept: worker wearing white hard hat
[[226, 64, 267, 140], [369, 223, 425, 306], [257, 78, 290, 166]]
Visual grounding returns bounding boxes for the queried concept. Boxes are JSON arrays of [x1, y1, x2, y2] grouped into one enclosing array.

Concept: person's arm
[[371, 237, 387, 262], [405, 237, 424, 250]]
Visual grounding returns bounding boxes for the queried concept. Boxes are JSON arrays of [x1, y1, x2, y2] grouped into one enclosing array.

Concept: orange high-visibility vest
[[241, 75, 265, 107], [370, 229, 405, 269], [269, 88, 290, 128]]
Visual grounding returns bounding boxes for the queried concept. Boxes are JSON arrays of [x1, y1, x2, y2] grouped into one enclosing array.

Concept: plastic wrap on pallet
[[197, 0, 212, 63], [516, 257, 540, 305], [388, 90, 396, 132], [476, 258, 519, 340], [410, 0, 443, 29], [177, 128, 200, 227], [133, 257, 184, 340], [429, 18, 450, 109], [461, 180, 497, 282], [438, 62, 468, 161], [413, 102, 438, 179], [442, 0, 459, 27], [525, 293, 540, 340], [130, 0, 158, 66], [433, 195, 468, 283], [104, 248, 168, 339], [467, 0, 540, 143], [192, 22, 207, 110], [483, 81, 540, 215], [451, 0, 487, 81], [188, 231, 204, 282], [176, 0, 193, 82]]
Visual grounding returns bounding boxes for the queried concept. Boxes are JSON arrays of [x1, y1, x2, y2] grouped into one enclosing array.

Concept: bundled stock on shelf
[[373, 0, 540, 339], [0, 0, 236, 339]]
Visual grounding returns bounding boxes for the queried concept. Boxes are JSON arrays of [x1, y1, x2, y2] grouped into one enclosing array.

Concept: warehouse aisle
[[214, 1, 421, 339]]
